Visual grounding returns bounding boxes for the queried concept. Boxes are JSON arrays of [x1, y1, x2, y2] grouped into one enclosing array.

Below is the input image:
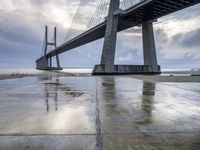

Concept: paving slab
[[0, 135, 96, 150]]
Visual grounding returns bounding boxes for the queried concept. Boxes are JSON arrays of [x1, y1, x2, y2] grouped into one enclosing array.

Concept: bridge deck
[[37, 0, 200, 61]]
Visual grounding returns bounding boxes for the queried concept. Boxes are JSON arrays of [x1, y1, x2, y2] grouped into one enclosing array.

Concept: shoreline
[[0, 75, 27, 81], [0, 73, 91, 81], [0, 73, 199, 83], [131, 75, 200, 82]]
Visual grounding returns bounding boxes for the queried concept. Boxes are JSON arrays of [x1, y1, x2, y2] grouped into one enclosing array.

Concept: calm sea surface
[[0, 68, 199, 76], [0, 68, 93, 75]]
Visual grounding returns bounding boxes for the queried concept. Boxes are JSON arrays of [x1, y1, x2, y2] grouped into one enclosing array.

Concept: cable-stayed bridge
[[36, 0, 200, 74]]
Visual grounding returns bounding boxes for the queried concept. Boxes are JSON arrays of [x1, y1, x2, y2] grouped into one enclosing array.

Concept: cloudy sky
[[0, 0, 200, 69]]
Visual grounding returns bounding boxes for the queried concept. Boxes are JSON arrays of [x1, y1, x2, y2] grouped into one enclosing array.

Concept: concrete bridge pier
[[92, 0, 160, 75], [36, 56, 62, 70], [142, 21, 160, 73], [92, 2, 161, 75], [36, 57, 48, 70], [92, 0, 120, 74], [49, 57, 52, 68], [100, 0, 119, 73]]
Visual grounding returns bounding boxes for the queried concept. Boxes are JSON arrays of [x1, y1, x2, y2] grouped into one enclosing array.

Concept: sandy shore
[[131, 75, 200, 82]]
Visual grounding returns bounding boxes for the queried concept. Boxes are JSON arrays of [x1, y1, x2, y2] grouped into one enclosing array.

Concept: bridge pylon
[[36, 26, 62, 70], [142, 21, 160, 73], [92, 0, 160, 75]]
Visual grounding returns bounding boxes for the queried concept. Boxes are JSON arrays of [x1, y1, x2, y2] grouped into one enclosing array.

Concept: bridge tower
[[36, 26, 62, 70], [93, 0, 120, 74], [92, 0, 160, 74]]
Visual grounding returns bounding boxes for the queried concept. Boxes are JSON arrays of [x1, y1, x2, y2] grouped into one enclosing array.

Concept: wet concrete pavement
[[0, 76, 199, 150]]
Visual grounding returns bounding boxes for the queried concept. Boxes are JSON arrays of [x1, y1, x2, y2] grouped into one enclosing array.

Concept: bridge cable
[[64, 0, 82, 42], [87, 0, 109, 29], [87, 0, 102, 29], [97, 0, 107, 25]]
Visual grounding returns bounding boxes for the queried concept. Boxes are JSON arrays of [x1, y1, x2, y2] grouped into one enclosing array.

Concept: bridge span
[[36, 0, 200, 74]]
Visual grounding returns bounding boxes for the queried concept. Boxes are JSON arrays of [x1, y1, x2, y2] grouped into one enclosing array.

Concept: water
[[0, 68, 93, 76], [0, 68, 199, 76], [162, 68, 200, 76]]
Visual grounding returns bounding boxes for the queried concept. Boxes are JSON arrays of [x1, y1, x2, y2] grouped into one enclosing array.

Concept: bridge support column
[[56, 55, 60, 68], [93, 0, 120, 74], [142, 21, 160, 73], [92, 20, 161, 75], [92, 1, 161, 75], [36, 26, 62, 70], [49, 57, 52, 68]]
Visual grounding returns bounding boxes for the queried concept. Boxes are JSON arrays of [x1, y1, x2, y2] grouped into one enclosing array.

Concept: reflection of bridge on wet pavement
[[0, 76, 199, 149]]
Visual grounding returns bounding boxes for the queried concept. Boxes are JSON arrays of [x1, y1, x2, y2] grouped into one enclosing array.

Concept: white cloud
[[155, 17, 200, 39]]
